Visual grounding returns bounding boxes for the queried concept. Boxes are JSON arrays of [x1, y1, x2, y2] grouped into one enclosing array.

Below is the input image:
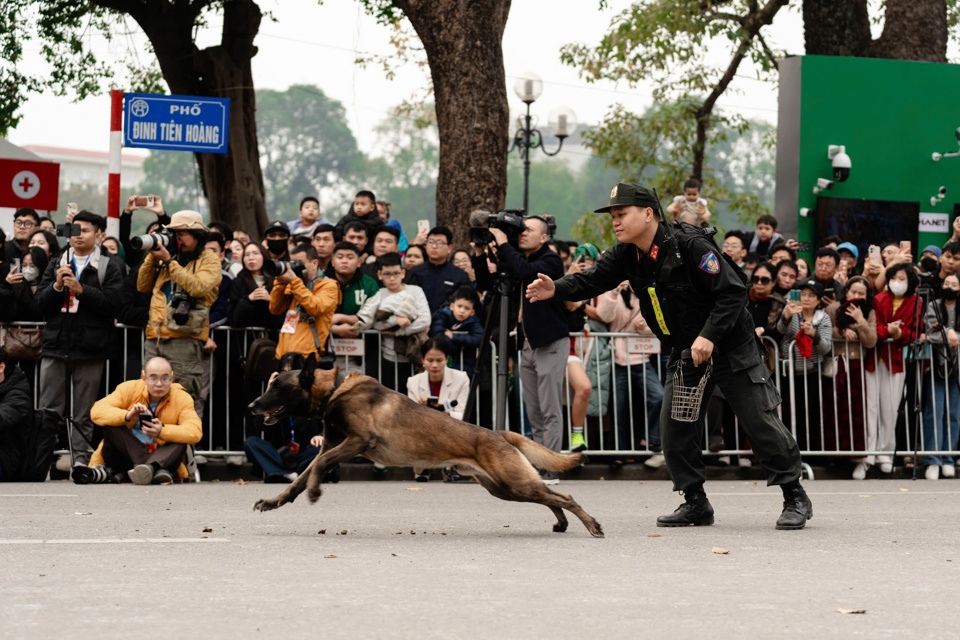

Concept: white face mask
[[889, 281, 908, 297], [21, 266, 39, 283]]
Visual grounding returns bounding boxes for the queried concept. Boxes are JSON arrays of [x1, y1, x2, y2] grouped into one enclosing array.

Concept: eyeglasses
[[426, 240, 448, 247], [751, 276, 772, 285], [452, 258, 471, 265], [722, 242, 742, 250], [146, 375, 172, 384], [380, 271, 403, 279], [14, 220, 36, 228]]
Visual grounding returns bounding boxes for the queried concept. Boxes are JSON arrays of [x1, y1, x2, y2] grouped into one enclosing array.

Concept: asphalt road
[[2, 479, 958, 639]]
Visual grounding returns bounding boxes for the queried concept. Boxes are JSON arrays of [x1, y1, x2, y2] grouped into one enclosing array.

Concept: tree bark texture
[[802, 0, 946, 63], [100, 0, 268, 236], [393, 0, 511, 248]]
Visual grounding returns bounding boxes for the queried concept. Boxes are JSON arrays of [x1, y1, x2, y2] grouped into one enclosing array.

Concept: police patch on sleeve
[[699, 251, 720, 274]]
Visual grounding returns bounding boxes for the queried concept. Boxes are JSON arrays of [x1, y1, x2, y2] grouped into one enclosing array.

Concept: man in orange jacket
[[72, 357, 202, 485], [269, 244, 340, 360]]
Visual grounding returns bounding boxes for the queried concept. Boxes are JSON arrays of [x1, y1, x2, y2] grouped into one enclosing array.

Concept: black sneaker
[[71, 465, 93, 485], [776, 482, 813, 530], [657, 491, 715, 527]]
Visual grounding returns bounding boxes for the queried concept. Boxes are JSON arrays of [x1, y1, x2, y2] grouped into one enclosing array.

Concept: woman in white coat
[[407, 336, 471, 482]]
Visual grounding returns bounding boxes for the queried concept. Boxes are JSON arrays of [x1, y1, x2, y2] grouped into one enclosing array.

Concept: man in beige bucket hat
[[137, 210, 222, 406]]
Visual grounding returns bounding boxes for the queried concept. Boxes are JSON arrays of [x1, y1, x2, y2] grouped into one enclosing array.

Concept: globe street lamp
[[508, 72, 578, 214]]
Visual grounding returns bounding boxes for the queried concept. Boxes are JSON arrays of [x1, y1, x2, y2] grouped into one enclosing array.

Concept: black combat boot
[[656, 489, 715, 527], [776, 481, 813, 530]]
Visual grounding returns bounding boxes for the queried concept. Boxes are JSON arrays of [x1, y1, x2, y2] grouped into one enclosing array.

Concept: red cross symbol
[[17, 176, 34, 193]]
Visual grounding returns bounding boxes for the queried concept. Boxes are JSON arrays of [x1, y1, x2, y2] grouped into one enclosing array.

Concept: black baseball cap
[[594, 183, 662, 214], [264, 220, 290, 236], [795, 278, 824, 297]]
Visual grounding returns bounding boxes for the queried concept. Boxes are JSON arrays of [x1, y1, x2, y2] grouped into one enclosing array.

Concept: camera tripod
[[463, 272, 519, 432]]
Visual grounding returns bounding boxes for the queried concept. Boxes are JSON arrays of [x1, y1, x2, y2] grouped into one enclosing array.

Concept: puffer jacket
[[137, 249, 222, 341], [89, 379, 202, 479], [268, 276, 340, 359]]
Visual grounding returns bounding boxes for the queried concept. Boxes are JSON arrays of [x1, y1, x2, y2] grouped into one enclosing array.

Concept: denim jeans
[[614, 362, 663, 451], [921, 374, 960, 466], [243, 436, 320, 478]]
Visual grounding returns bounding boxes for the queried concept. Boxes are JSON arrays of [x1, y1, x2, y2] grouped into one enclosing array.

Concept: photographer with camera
[[268, 244, 340, 361], [475, 215, 567, 483], [36, 211, 124, 468], [136, 211, 222, 406], [75, 357, 202, 485], [119, 194, 171, 270]]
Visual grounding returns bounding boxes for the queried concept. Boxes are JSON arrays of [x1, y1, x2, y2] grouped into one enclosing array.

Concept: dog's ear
[[299, 353, 318, 390]]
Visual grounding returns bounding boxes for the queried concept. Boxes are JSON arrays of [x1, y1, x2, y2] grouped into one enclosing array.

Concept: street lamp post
[[508, 72, 578, 214]]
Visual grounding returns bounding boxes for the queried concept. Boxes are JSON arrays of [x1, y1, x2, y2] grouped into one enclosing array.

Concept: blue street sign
[[124, 92, 230, 154]]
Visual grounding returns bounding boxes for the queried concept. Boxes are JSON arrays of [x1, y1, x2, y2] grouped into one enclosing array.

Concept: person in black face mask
[[263, 220, 292, 261]]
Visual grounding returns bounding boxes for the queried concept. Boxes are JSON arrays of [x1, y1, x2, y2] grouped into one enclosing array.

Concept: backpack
[[242, 337, 279, 381], [16, 408, 61, 482]]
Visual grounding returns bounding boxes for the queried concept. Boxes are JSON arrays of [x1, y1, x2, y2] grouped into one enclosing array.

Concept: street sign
[[0, 158, 60, 211], [331, 338, 365, 357], [123, 92, 230, 154]]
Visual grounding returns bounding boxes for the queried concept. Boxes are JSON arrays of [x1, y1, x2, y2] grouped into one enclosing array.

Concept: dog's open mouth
[[262, 405, 285, 425]]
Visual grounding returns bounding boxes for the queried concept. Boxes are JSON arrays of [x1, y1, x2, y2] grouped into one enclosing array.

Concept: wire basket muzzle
[[671, 356, 713, 423]]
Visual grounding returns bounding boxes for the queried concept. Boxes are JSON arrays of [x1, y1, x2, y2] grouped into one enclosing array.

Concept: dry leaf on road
[[406, 487, 423, 491], [648, 534, 662, 538], [324, 554, 337, 559], [712, 546, 729, 555], [233, 479, 250, 485], [202, 527, 212, 533], [835, 605, 866, 615]]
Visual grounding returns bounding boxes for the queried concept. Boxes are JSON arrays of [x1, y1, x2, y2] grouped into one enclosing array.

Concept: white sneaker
[[644, 453, 666, 469], [716, 455, 730, 466], [879, 462, 894, 474], [226, 455, 245, 466], [738, 457, 753, 468], [852, 462, 869, 480], [942, 464, 956, 478], [925, 465, 940, 481]]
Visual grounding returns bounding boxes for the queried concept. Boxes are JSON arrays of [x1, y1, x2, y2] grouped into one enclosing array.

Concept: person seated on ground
[[406, 337, 470, 482], [76, 356, 201, 485], [243, 353, 331, 484], [0, 346, 35, 482], [429, 285, 483, 376]]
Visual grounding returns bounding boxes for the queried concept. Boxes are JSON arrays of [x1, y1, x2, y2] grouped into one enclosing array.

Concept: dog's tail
[[500, 431, 585, 472]]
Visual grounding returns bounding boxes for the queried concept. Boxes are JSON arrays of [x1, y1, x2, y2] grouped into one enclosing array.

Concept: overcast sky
[[7, 0, 809, 157]]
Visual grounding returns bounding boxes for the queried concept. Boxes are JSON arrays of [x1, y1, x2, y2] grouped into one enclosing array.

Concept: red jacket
[[867, 291, 917, 374]]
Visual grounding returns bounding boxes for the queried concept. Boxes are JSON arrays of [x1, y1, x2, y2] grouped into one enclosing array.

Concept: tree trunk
[[119, 0, 268, 236], [803, 0, 947, 63], [393, 0, 511, 249], [802, 0, 871, 56], [863, 0, 947, 62]]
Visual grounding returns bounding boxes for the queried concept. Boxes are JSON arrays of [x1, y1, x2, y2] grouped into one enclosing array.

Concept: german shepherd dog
[[248, 356, 604, 537]]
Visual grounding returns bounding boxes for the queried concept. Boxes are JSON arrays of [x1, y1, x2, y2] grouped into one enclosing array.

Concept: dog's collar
[[318, 370, 349, 415]]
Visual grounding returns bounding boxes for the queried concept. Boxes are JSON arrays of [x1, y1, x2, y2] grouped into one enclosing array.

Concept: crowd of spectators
[[1, 176, 959, 485]]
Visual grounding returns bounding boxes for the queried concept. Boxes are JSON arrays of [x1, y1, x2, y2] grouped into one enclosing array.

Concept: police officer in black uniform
[[526, 183, 812, 530]]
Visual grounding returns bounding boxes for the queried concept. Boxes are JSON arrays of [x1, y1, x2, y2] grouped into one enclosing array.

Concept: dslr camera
[[170, 292, 194, 326], [262, 259, 305, 278], [468, 209, 526, 246], [56, 223, 81, 238], [131, 229, 177, 251]]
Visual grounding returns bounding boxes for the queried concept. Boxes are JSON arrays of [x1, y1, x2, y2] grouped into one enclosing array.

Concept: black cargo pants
[[660, 341, 802, 492]]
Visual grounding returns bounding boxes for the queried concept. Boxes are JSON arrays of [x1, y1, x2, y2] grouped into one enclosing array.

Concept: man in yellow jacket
[[137, 210, 222, 403], [72, 357, 202, 485], [269, 244, 340, 359]]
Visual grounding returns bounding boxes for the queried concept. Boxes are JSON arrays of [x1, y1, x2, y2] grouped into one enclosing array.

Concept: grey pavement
[[2, 478, 959, 639]]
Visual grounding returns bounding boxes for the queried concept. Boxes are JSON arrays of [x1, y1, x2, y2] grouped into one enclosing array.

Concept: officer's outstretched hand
[[690, 336, 714, 367], [526, 273, 556, 302]]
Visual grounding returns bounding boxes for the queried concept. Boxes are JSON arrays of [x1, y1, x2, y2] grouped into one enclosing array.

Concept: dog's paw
[[553, 522, 568, 533], [306, 487, 323, 504], [253, 499, 278, 512], [589, 520, 605, 538]]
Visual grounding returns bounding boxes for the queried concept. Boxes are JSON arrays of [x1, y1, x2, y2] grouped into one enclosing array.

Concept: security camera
[[932, 196, 940, 206], [828, 145, 851, 182], [799, 208, 811, 218], [940, 186, 948, 196], [813, 178, 834, 194]]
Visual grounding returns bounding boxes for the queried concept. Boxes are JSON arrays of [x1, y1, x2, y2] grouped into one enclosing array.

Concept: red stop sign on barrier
[[0, 158, 60, 211]]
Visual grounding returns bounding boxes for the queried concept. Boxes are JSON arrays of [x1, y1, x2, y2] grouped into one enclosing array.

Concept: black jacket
[[484, 242, 567, 350], [409, 260, 471, 315], [0, 366, 34, 480], [34, 248, 124, 360], [554, 222, 758, 360], [228, 274, 284, 330], [335, 210, 381, 242]]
